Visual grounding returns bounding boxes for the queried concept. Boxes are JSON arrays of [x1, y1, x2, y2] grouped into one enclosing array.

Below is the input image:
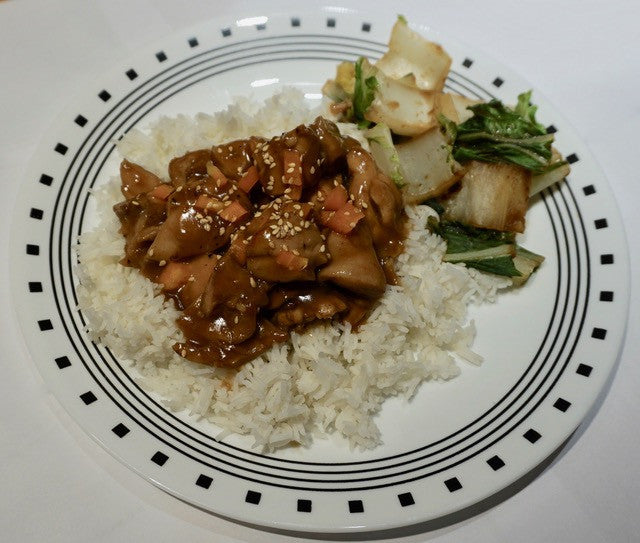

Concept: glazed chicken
[[113, 117, 406, 368]]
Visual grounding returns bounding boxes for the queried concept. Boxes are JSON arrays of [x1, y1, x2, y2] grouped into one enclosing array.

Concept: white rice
[[76, 88, 510, 451]]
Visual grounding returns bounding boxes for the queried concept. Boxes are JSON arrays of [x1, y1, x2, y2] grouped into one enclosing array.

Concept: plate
[[9, 6, 629, 533]]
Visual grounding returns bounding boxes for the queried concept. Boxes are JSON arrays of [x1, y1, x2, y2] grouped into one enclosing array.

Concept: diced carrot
[[276, 250, 309, 271], [194, 194, 223, 213], [148, 183, 173, 201], [206, 161, 228, 188], [238, 165, 259, 193], [218, 200, 249, 223], [322, 202, 365, 234], [323, 185, 348, 211], [157, 261, 191, 290], [283, 149, 302, 186]]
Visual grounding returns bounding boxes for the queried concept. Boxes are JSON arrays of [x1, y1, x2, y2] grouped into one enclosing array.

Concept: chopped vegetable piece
[[363, 59, 438, 135], [238, 165, 260, 193], [324, 185, 349, 211], [120, 159, 162, 198], [451, 91, 565, 174], [511, 245, 545, 286], [442, 161, 531, 233], [352, 58, 379, 127], [321, 202, 365, 234], [364, 123, 406, 187], [158, 261, 192, 290], [276, 250, 309, 271], [148, 183, 174, 201], [428, 218, 521, 277], [395, 126, 465, 203], [530, 148, 571, 196], [375, 16, 451, 92], [219, 200, 249, 223]]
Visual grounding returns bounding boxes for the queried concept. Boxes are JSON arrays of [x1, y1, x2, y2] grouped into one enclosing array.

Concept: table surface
[[1, 1, 638, 541]]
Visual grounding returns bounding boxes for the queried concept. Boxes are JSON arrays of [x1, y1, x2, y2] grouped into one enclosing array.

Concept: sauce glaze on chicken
[[114, 117, 406, 368]]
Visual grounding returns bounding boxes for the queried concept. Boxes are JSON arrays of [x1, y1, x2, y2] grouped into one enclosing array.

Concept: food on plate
[[113, 117, 406, 368], [323, 16, 569, 281], [76, 18, 569, 451]]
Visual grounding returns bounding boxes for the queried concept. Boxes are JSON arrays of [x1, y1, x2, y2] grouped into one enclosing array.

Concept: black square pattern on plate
[[188, 37, 198, 47], [196, 474, 213, 489], [487, 455, 505, 471], [462, 58, 473, 68], [492, 77, 504, 87], [80, 391, 97, 405], [444, 477, 462, 492], [566, 153, 579, 164], [256, 23, 266, 30], [600, 254, 614, 265], [297, 499, 312, 512], [75, 115, 88, 127], [29, 281, 43, 293], [594, 218, 608, 229], [54, 143, 68, 155], [348, 500, 364, 513], [55, 356, 71, 369], [523, 429, 541, 443], [151, 451, 169, 466], [577, 363, 593, 376], [291, 17, 300, 27], [156, 51, 167, 62], [362, 22, 371, 32], [546, 124, 557, 134], [398, 492, 415, 507], [30, 208, 43, 220], [126, 68, 138, 80], [38, 319, 53, 331], [327, 18, 336, 27], [112, 423, 130, 438], [26, 244, 39, 255], [98, 90, 111, 102], [591, 327, 607, 340], [39, 174, 53, 186], [582, 184, 596, 196], [553, 398, 571, 412], [245, 490, 261, 505], [600, 291, 614, 302], [222, 28, 231, 37]]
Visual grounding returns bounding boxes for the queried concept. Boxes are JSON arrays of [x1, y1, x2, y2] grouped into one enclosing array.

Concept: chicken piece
[[442, 161, 531, 233], [120, 160, 162, 198], [318, 223, 386, 298], [146, 205, 228, 262], [174, 320, 288, 368], [168, 149, 212, 187], [268, 285, 348, 327], [113, 194, 166, 268], [211, 139, 256, 179], [345, 142, 405, 259], [158, 254, 218, 309], [244, 201, 328, 282], [309, 117, 346, 170]]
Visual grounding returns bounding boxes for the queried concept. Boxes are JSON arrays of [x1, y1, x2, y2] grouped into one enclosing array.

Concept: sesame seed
[[320, 244, 325, 252], [148, 248, 154, 256], [294, 225, 302, 232], [131, 200, 140, 206], [228, 145, 233, 152], [181, 349, 187, 357], [361, 201, 368, 209], [188, 275, 195, 282], [254, 211, 262, 217], [249, 277, 256, 287], [299, 210, 304, 217], [350, 221, 356, 227], [219, 227, 226, 235], [310, 166, 315, 174], [159, 260, 167, 266]]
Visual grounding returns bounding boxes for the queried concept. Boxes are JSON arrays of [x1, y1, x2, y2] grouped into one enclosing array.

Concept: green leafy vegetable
[[352, 58, 378, 128], [427, 217, 522, 277], [450, 91, 564, 174]]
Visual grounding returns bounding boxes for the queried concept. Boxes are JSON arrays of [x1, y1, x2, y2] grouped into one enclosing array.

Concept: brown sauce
[[113, 117, 407, 368]]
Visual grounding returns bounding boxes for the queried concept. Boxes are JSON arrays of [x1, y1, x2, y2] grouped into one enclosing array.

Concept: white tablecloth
[[1, 1, 638, 541]]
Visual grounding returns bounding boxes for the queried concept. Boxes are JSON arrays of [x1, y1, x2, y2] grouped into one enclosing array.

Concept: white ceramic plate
[[10, 6, 629, 533]]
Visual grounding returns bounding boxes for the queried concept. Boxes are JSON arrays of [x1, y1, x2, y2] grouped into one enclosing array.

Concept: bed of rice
[[75, 88, 510, 451]]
